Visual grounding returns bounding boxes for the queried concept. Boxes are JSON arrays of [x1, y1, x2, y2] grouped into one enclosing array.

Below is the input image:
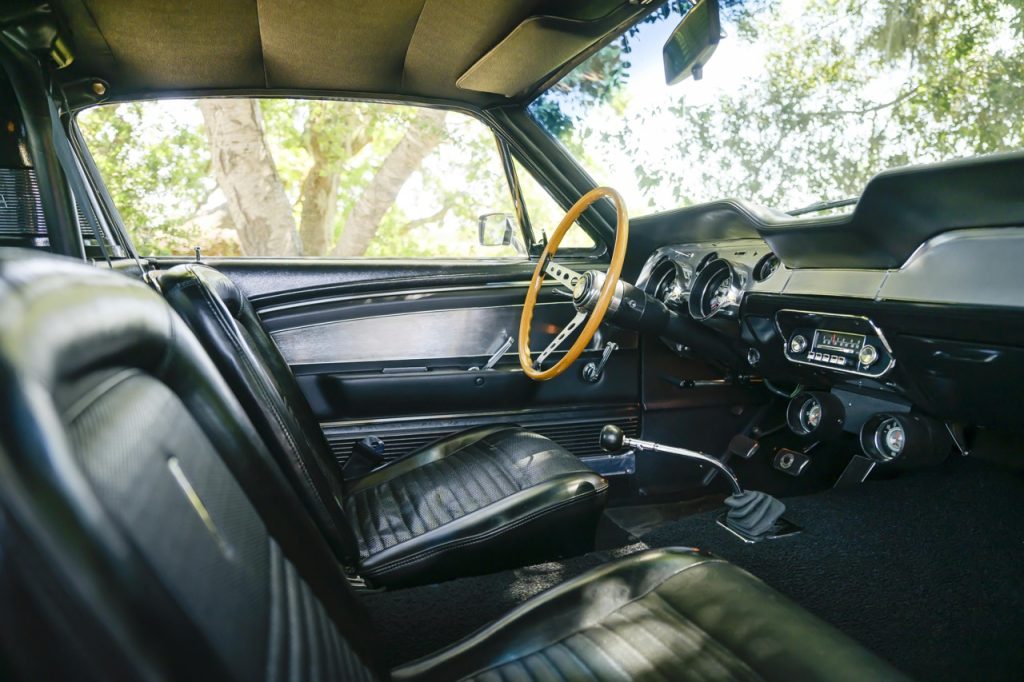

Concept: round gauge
[[695, 252, 719, 273], [785, 391, 846, 439], [860, 413, 915, 462], [876, 417, 905, 457], [800, 397, 822, 431], [753, 253, 781, 282], [687, 258, 739, 320]]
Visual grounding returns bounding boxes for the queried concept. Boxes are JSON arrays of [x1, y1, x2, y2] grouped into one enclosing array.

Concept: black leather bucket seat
[[157, 264, 607, 587], [0, 251, 908, 680]]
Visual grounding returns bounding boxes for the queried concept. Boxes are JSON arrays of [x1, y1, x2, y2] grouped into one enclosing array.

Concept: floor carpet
[[363, 457, 1024, 680], [641, 457, 1024, 681]]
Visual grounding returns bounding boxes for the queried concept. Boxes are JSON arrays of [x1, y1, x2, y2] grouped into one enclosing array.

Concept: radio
[[776, 310, 893, 377]]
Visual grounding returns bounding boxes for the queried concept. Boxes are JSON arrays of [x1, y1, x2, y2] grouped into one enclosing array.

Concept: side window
[[514, 159, 596, 251], [77, 99, 523, 258]]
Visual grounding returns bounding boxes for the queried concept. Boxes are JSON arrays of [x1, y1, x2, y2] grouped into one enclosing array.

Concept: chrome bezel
[[775, 309, 896, 378], [688, 258, 742, 321]]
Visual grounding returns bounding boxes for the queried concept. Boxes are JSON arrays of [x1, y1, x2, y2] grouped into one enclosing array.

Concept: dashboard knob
[[859, 344, 879, 367], [789, 334, 808, 354]]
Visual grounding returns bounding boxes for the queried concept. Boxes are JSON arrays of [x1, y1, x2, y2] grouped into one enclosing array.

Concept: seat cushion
[[394, 548, 909, 681], [159, 264, 609, 587], [346, 426, 609, 587]]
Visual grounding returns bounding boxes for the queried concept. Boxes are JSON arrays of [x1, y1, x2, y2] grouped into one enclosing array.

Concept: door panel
[[183, 257, 641, 467]]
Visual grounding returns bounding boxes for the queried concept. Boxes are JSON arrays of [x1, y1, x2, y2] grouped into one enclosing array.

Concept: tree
[[199, 99, 301, 256], [535, 0, 1024, 211], [79, 100, 499, 259], [332, 108, 446, 256]]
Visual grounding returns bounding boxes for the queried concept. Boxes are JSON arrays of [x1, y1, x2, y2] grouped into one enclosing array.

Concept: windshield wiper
[[786, 196, 858, 216]]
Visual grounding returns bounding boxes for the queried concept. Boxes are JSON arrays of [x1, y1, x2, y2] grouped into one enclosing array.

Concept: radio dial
[[859, 344, 879, 367], [789, 334, 808, 354]]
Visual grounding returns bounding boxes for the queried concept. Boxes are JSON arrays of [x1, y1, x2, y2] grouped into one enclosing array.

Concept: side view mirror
[[478, 212, 526, 254], [663, 0, 721, 84]]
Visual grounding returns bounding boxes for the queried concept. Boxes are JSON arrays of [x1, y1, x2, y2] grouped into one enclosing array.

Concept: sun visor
[[457, 4, 645, 99]]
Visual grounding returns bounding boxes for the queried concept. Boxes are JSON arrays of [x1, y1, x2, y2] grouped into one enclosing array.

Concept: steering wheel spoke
[[518, 186, 628, 381], [543, 259, 582, 289], [534, 310, 587, 368]]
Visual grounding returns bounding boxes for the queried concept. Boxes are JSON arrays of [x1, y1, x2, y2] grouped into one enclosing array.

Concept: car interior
[[1, 1, 1022, 680]]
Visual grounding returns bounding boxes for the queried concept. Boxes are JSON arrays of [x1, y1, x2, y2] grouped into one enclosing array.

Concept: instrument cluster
[[637, 239, 781, 323]]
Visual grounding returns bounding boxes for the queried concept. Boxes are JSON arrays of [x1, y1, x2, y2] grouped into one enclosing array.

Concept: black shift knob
[[600, 424, 625, 452]]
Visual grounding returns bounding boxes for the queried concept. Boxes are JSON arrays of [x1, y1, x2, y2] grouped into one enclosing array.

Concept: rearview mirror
[[478, 212, 525, 253], [663, 0, 721, 85]]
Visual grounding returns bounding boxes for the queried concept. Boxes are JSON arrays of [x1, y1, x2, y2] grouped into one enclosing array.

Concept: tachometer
[[688, 258, 741, 320]]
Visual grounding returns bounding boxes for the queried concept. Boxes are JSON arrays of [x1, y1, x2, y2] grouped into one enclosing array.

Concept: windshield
[[529, 0, 1024, 215]]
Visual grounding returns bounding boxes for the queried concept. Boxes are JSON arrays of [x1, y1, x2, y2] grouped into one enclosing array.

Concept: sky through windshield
[[530, 0, 1024, 215]]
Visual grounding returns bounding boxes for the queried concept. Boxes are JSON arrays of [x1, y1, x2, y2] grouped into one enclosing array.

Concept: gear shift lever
[[600, 425, 744, 495], [599, 425, 795, 542]]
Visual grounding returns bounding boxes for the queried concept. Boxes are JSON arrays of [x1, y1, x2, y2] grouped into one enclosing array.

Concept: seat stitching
[[361, 483, 607, 574], [441, 555, 731, 680], [555, 641, 600, 682], [478, 437, 522, 491], [370, 482, 401, 551], [606, 599, 703, 675], [381, 477, 413, 544], [645, 591, 763, 680], [456, 446, 506, 511], [568, 629, 636, 680], [406, 466, 442, 530], [419, 457, 463, 523], [385, 475, 422, 540]]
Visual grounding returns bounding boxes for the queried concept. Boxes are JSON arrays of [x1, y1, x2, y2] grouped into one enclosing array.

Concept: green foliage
[[532, 0, 1024, 212], [78, 102, 215, 255], [82, 98, 529, 258]]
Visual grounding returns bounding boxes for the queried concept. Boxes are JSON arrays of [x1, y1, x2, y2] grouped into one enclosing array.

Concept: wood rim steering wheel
[[518, 186, 628, 381]]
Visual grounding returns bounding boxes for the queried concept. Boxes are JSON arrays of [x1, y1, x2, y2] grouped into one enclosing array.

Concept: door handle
[[470, 334, 514, 371]]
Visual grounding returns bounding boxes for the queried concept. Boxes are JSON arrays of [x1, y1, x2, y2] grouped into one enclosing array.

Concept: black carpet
[[362, 542, 649, 667], [363, 458, 1024, 678], [642, 457, 1024, 681]]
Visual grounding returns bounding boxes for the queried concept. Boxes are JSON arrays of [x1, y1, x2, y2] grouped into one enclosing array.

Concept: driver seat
[[157, 264, 608, 587]]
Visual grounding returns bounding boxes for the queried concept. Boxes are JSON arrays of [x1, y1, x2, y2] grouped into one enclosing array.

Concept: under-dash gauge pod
[[786, 391, 846, 440], [859, 412, 951, 466]]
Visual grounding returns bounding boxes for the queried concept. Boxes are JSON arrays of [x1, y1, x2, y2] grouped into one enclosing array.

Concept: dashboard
[[632, 227, 1024, 457]]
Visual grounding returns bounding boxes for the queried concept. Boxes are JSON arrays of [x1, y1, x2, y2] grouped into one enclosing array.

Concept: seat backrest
[[158, 264, 358, 565], [0, 250, 381, 681]]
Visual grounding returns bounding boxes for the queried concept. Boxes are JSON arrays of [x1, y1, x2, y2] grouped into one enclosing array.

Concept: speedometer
[[687, 258, 740, 320]]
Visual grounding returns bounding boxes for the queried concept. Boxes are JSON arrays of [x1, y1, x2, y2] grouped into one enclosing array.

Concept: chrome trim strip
[[320, 405, 639, 429], [166, 457, 235, 559], [260, 279, 565, 315]]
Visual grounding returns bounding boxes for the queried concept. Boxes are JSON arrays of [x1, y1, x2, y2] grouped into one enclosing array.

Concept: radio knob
[[789, 334, 808, 354], [859, 344, 879, 367]]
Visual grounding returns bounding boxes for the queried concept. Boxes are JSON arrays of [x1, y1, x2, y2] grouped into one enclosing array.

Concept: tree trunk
[[331, 108, 447, 257], [198, 99, 300, 257], [297, 161, 338, 256]]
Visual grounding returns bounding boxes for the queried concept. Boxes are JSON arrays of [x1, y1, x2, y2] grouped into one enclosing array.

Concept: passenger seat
[[0, 250, 909, 681], [157, 263, 607, 587]]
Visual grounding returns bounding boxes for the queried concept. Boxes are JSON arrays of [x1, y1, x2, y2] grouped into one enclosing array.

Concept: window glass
[[78, 99, 523, 258], [513, 160, 595, 250], [529, 0, 1024, 215]]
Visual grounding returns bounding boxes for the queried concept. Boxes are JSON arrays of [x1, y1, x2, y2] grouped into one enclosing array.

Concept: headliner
[[50, 0, 646, 106]]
